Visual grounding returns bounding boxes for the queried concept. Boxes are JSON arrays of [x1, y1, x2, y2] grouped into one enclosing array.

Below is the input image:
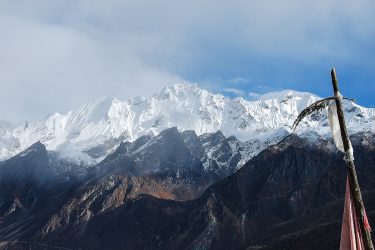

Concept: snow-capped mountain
[[1, 83, 374, 165]]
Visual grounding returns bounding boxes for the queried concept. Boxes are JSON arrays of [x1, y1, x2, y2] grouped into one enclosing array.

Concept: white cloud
[[0, 10, 183, 124], [227, 77, 251, 85], [0, 0, 374, 123], [248, 92, 261, 100], [223, 88, 246, 96]]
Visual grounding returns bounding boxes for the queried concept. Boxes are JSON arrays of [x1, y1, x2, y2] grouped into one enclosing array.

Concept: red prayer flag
[[340, 175, 371, 250]]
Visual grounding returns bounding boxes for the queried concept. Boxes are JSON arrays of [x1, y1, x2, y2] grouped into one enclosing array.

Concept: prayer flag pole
[[331, 68, 373, 250], [292, 68, 373, 249]]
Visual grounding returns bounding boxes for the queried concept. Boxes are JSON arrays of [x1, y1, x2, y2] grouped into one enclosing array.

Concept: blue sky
[[0, 0, 374, 124]]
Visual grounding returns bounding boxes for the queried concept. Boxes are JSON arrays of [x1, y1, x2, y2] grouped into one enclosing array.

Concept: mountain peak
[[1, 84, 374, 164], [161, 82, 201, 93], [18, 141, 47, 158], [258, 89, 319, 101], [29, 140, 45, 149], [156, 82, 217, 101]]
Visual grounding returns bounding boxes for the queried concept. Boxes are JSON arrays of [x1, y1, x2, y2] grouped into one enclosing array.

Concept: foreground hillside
[[1, 131, 375, 249]]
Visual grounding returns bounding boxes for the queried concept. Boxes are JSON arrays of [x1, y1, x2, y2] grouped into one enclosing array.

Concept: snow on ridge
[[258, 89, 319, 100], [0, 83, 374, 164]]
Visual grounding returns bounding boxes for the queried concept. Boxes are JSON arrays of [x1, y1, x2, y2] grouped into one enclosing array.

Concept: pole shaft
[[331, 68, 374, 250]]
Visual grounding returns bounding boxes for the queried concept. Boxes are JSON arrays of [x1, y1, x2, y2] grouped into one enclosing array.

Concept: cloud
[[248, 92, 261, 100], [0, 0, 374, 123], [227, 77, 251, 85], [0, 5, 183, 124], [0, 120, 14, 129], [223, 88, 246, 96]]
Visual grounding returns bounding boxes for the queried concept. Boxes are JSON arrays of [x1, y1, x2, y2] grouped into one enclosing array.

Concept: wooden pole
[[331, 68, 374, 250]]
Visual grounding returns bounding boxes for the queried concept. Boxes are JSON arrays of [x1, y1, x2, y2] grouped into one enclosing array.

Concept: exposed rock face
[[90, 127, 257, 200], [0, 141, 50, 184], [0, 126, 250, 225], [95, 127, 275, 179], [0, 142, 53, 221], [1, 132, 375, 249], [0, 127, 250, 246]]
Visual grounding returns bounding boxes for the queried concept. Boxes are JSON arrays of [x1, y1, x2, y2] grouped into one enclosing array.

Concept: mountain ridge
[[1, 83, 374, 166], [2, 131, 375, 249]]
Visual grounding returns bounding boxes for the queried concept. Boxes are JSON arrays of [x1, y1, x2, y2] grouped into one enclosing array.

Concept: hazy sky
[[1, 0, 374, 125]]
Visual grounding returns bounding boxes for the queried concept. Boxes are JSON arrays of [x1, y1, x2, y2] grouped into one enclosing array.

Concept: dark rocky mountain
[[90, 127, 245, 200], [0, 141, 51, 184], [0, 141, 80, 247], [97, 127, 243, 178], [0, 141, 77, 220], [1, 131, 375, 249], [0, 127, 246, 248]]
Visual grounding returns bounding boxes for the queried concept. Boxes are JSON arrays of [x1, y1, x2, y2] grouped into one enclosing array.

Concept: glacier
[[1, 83, 374, 165]]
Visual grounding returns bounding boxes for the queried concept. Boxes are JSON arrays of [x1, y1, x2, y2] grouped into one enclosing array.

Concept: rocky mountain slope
[[1, 131, 375, 249], [0, 124, 270, 215]]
